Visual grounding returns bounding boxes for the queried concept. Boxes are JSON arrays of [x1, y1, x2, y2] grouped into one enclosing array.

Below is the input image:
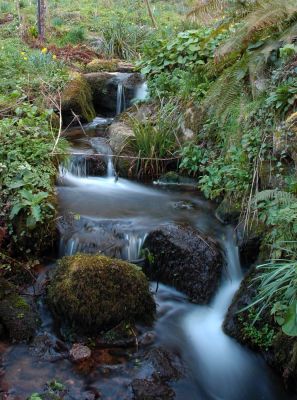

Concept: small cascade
[[60, 155, 87, 177], [116, 82, 126, 115], [89, 137, 115, 178], [59, 216, 147, 262]]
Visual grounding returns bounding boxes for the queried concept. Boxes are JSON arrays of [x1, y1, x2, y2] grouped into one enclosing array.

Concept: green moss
[[85, 58, 119, 73], [0, 278, 39, 342], [62, 73, 95, 121], [47, 254, 155, 334], [238, 308, 276, 351]]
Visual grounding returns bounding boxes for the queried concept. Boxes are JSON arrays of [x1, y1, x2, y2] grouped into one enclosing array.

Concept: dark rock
[[30, 333, 68, 362], [139, 331, 156, 347], [215, 197, 241, 225], [223, 267, 257, 342], [143, 224, 223, 303], [0, 279, 39, 343], [131, 378, 175, 400], [84, 72, 143, 115], [47, 254, 155, 334], [69, 343, 92, 363], [146, 347, 182, 381]]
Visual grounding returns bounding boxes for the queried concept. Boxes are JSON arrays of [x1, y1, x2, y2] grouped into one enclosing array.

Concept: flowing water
[[0, 107, 295, 399]]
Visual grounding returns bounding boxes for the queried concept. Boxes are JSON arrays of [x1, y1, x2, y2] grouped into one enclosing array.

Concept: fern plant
[[253, 189, 297, 257]]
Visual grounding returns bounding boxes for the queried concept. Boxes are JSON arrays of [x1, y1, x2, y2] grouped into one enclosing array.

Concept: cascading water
[[116, 82, 126, 115]]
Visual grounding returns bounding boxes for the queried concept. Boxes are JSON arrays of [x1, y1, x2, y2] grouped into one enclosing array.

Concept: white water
[[116, 82, 126, 115], [134, 81, 148, 102]]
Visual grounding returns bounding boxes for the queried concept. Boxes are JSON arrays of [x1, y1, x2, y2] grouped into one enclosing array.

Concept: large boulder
[[0, 279, 39, 342], [47, 254, 155, 334], [143, 224, 223, 303]]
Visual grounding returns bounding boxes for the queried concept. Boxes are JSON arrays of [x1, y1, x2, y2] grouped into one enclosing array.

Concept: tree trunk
[[15, 0, 21, 22], [144, 0, 158, 29], [37, 0, 46, 42]]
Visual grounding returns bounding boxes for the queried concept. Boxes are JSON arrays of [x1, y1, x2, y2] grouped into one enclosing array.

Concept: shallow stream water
[[0, 84, 295, 399]]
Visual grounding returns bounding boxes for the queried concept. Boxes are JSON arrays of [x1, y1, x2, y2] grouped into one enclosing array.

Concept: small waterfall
[[116, 82, 126, 115], [60, 155, 87, 177], [89, 137, 115, 178]]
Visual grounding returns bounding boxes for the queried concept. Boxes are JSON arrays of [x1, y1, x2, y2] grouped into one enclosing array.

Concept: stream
[[0, 79, 295, 400]]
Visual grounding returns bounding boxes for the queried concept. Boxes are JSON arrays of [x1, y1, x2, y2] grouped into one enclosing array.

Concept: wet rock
[[84, 72, 142, 114], [0, 278, 39, 342], [108, 121, 135, 176], [58, 215, 133, 259], [131, 378, 175, 400], [47, 254, 155, 334], [146, 347, 182, 381], [143, 224, 223, 303], [215, 197, 241, 225], [30, 333, 68, 362], [70, 343, 92, 363], [139, 331, 156, 347]]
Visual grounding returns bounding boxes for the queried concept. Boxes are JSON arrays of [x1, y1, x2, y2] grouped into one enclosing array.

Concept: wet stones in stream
[[143, 223, 223, 304]]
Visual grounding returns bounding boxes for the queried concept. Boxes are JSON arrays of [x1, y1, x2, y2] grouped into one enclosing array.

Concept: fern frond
[[214, 0, 297, 61], [254, 189, 296, 206], [202, 55, 249, 120]]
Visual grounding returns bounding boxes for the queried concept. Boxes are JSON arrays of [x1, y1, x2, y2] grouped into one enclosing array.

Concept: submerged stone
[[47, 254, 155, 334]]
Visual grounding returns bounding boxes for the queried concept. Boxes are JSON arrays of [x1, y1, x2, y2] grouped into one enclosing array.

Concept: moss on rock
[[62, 72, 95, 122], [47, 254, 155, 334], [85, 59, 119, 73], [0, 278, 39, 342]]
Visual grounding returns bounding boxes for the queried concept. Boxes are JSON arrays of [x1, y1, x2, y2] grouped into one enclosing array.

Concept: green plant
[[127, 100, 181, 177], [179, 144, 209, 176], [10, 190, 52, 230], [61, 26, 85, 45], [239, 308, 276, 350], [253, 190, 297, 256], [266, 78, 297, 116], [246, 252, 297, 337], [140, 27, 227, 76]]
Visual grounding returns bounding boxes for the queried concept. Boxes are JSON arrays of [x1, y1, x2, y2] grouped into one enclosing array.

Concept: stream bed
[[0, 82, 295, 399]]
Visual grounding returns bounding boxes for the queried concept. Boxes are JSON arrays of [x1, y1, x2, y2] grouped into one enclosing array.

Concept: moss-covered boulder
[[47, 254, 155, 334], [0, 278, 39, 342], [61, 72, 95, 123]]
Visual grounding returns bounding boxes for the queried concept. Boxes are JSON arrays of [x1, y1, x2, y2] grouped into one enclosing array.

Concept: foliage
[[128, 100, 181, 177], [140, 28, 227, 76], [239, 308, 276, 350], [266, 77, 297, 117], [247, 252, 297, 337], [0, 103, 67, 253], [61, 26, 85, 45], [179, 143, 210, 176], [253, 190, 297, 257]]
